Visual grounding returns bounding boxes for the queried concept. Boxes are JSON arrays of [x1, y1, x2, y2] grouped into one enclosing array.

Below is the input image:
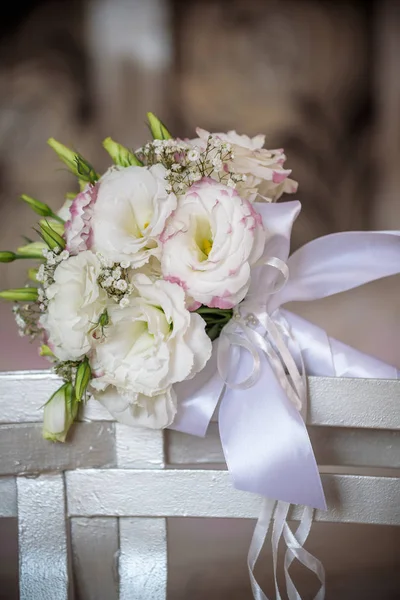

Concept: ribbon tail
[[271, 230, 400, 310], [279, 309, 399, 379], [283, 506, 325, 600], [248, 501, 325, 600], [248, 498, 276, 600], [219, 351, 326, 510], [171, 341, 225, 436]]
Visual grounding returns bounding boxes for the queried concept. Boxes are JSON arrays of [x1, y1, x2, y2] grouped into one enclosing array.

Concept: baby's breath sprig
[[97, 254, 133, 308], [137, 135, 246, 196], [12, 302, 42, 339], [36, 247, 70, 311], [53, 359, 81, 384]]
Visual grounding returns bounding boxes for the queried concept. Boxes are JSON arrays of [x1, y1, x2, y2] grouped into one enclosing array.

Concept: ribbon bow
[[171, 201, 400, 598]]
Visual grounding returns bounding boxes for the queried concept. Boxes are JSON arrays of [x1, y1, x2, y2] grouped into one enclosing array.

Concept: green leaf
[[75, 358, 91, 401], [147, 112, 172, 140], [47, 138, 99, 184], [0, 287, 38, 302], [103, 137, 143, 167]]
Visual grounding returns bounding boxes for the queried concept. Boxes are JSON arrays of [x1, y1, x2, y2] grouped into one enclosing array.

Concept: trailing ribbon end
[[219, 350, 327, 511]]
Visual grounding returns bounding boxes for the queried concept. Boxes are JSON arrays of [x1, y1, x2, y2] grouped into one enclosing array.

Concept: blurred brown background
[[0, 1, 399, 598]]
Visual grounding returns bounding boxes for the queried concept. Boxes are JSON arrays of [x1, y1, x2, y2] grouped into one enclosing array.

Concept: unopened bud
[[0, 251, 16, 263], [39, 219, 64, 237], [147, 112, 172, 140], [75, 358, 91, 401], [0, 287, 38, 302], [103, 137, 143, 167], [43, 382, 78, 443], [16, 241, 47, 259], [39, 344, 54, 358], [47, 138, 99, 184], [39, 221, 66, 250], [20, 194, 53, 217]]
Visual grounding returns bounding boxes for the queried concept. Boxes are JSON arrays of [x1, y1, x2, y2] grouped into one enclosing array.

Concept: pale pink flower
[[64, 185, 98, 254], [161, 178, 266, 309], [194, 128, 298, 202]]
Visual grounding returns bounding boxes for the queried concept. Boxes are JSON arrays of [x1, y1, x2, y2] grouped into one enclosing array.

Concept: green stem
[[196, 307, 233, 317]]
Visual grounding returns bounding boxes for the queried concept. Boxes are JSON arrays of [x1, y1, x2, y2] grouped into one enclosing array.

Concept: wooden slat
[[17, 474, 71, 600], [1, 371, 399, 429], [119, 518, 167, 600], [115, 423, 165, 469], [66, 469, 400, 526], [307, 377, 400, 430], [71, 517, 119, 600], [167, 423, 400, 469], [0, 477, 17, 517], [0, 423, 116, 476]]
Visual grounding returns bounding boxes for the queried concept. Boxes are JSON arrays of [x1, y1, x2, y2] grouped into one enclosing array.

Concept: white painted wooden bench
[[0, 371, 399, 599]]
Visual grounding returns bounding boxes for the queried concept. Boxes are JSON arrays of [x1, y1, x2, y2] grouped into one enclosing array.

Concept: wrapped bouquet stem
[[1, 113, 399, 599]]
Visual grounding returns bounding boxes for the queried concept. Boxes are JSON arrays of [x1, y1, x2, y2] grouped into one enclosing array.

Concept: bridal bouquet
[[0, 113, 297, 440], [2, 112, 399, 599]]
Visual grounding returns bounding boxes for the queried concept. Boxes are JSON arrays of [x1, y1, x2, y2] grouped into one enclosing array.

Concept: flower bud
[[103, 137, 143, 167], [0, 287, 38, 302], [39, 221, 66, 250], [147, 112, 172, 140], [43, 382, 78, 443], [39, 344, 54, 358], [20, 194, 53, 217], [16, 241, 47, 258], [0, 251, 16, 263], [75, 358, 91, 401], [47, 138, 99, 184], [39, 219, 64, 237], [28, 268, 38, 281]]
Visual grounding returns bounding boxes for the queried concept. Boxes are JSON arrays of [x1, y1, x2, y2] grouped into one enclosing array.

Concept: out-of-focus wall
[[0, 0, 399, 369]]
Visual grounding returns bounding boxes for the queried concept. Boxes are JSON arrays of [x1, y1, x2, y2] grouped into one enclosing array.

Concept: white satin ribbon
[[248, 500, 325, 600], [217, 256, 323, 600]]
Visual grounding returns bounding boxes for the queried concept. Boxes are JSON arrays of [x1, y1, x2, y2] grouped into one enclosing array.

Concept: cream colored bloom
[[90, 274, 212, 429], [91, 164, 177, 267], [194, 128, 298, 202], [40, 251, 107, 360]]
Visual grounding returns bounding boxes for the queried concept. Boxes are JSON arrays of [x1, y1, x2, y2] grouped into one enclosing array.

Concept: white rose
[[40, 251, 107, 360], [160, 178, 266, 309], [90, 274, 212, 429], [91, 164, 177, 267], [194, 128, 298, 202]]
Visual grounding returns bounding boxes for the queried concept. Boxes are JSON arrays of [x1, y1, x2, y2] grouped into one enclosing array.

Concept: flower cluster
[[138, 134, 246, 195], [0, 113, 297, 442]]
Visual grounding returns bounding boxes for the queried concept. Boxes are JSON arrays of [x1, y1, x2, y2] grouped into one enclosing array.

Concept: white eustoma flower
[[194, 128, 298, 202], [90, 164, 177, 267], [90, 274, 212, 429], [161, 178, 266, 309], [40, 251, 107, 360]]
